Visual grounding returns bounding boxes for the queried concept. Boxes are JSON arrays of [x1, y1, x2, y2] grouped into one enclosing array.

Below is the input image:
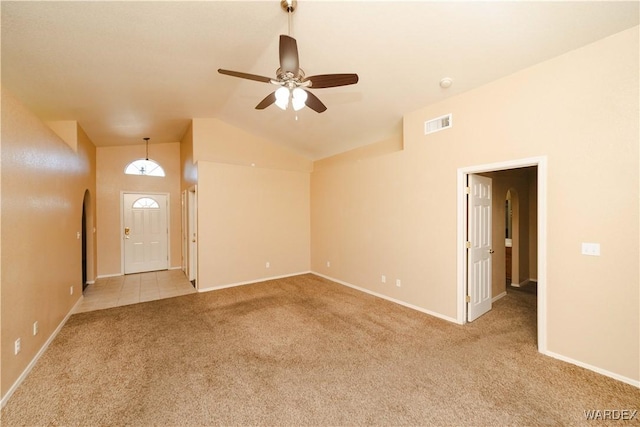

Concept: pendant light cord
[[144, 137, 150, 161]]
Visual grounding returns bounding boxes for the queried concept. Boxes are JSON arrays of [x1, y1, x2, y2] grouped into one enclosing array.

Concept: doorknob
[[489, 249, 495, 254], [124, 227, 130, 239]]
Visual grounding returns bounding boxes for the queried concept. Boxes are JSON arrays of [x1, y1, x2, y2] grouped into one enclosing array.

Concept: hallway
[[75, 270, 196, 313]]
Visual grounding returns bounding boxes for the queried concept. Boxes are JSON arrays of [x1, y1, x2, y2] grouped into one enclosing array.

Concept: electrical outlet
[[14, 338, 21, 355], [381, 275, 386, 284], [581, 242, 601, 256], [70, 285, 74, 295], [33, 321, 39, 336], [265, 261, 270, 268], [396, 279, 401, 287]]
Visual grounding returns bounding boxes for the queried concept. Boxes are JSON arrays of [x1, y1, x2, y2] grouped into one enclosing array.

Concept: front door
[[467, 174, 493, 322], [123, 193, 169, 274]]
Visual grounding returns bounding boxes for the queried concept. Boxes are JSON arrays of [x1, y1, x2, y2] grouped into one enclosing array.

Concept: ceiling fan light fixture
[[275, 87, 290, 110], [292, 98, 305, 111], [292, 87, 307, 111]]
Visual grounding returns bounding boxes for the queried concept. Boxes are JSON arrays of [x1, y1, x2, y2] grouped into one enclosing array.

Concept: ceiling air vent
[[424, 113, 452, 135]]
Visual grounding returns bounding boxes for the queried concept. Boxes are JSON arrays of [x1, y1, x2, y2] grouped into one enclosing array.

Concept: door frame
[[187, 185, 198, 286], [457, 156, 547, 353], [120, 191, 171, 275]]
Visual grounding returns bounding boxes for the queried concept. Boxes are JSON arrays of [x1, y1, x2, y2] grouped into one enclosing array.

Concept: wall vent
[[424, 113, 452, 135]]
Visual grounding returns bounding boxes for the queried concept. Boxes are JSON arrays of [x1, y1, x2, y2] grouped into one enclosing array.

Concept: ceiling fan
[[217, 0, 358, 113]]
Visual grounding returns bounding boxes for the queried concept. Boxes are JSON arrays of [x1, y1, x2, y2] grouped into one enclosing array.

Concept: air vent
[[424, 113, 452, 135]]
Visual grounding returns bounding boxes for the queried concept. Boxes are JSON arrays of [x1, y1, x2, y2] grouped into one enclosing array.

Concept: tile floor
[[75, 269, 196, 313]]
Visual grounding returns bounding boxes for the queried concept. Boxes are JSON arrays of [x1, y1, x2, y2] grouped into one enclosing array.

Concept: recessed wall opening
[[457, 156, 547, 353]]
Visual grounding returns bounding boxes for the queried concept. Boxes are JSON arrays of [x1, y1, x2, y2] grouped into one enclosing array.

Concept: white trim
[[313, 272, 460, 324], [1, 296, 84, 408], [85, 280, 95, 285], [492, 291, 507, 303], [544, 350, 640, 389], [197, 271, 312, 293], [96, 273, 123, 279], [168, 266, 182, 271], [457, 156, 547, 354], [511, 278, 536, 288]]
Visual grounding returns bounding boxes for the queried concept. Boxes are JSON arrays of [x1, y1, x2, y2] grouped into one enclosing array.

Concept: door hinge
[[466, 295, 471, 303], [465, 241, 471, 249], [465, 186, 470, 194]]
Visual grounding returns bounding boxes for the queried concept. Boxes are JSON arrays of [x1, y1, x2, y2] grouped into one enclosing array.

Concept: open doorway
[[457, 156, 547, 353], [81, 189, 93, 292], [487, 168, 538, 297], [82, 195, 88, 290]]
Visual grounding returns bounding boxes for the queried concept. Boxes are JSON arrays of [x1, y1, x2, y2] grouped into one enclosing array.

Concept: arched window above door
[[124, 159, 165, 177], [132, 197, 160, 209]]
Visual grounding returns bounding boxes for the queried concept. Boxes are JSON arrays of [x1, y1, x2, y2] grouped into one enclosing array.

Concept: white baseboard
[[492, 291, 507, 303], [96, 273, 123, 279], [1, 296, 84, 408], [197, 271, 312, 293], [544, 350, 640, 389], [511, 278, 536, 288], [312, 272, 460, 324]]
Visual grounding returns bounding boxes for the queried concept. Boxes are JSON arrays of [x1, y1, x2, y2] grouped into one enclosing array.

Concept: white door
[[467, 174, 493, 322], [187, 186, 198, 284], [123, 193, 169, 274], [181, 190, 187, 274]]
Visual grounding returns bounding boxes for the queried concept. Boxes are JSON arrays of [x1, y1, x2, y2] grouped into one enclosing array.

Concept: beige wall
[[529, 174, 538, 280], [311, 27, 639, 381], [96, 142, 182, 276], [190, 119, 311, 289], [1, 91, 96, 398], [180, 122, 197, 191], [193, 118, 312, 172], [197, 162, 310, 288]]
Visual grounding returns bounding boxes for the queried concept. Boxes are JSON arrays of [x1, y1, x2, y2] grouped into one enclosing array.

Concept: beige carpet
[[2, 274, 638, 426]]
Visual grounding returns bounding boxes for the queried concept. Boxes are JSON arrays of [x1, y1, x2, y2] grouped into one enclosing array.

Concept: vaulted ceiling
[[2, 1, 638, 159]]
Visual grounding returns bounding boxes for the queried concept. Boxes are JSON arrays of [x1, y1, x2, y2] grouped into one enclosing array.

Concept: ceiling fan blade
[[255, 92, 277, 110], [307, 74, 359, 88], [279, 35, 300, 76], [304, 90, 327, 113], [218, 69, 272, 83]]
